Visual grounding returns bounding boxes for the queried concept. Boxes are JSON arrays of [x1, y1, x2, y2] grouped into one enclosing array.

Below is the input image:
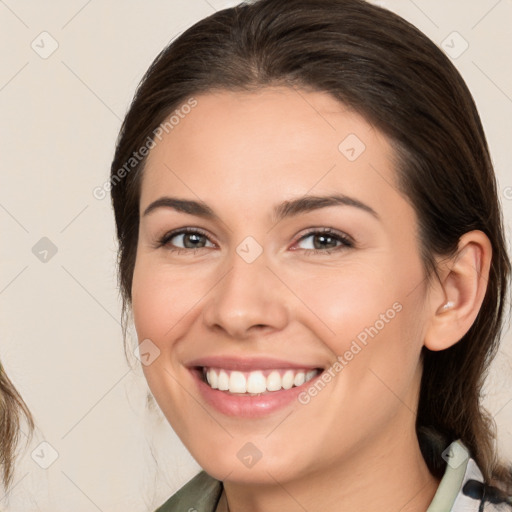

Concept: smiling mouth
[[196, 366, 323, 396]]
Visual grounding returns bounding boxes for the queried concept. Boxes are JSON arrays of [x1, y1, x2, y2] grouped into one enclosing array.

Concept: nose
[[202, 247, 289, 340]]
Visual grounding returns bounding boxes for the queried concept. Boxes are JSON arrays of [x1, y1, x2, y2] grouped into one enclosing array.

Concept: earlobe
[[423, 230, 492, 352], [437, 300, 455, 314]]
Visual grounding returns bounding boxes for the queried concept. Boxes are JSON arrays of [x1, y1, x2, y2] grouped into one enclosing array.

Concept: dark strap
[[462, 479, 512, 510]]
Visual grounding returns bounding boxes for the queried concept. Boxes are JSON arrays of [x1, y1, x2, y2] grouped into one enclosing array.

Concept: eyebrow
[[142, 194, 380, 223]]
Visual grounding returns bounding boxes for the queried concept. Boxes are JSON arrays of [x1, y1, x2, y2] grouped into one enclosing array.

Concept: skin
[[131, 87, 492, 512]]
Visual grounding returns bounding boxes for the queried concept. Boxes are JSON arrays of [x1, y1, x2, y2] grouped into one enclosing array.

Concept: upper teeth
[[204, 368, 320, 394]]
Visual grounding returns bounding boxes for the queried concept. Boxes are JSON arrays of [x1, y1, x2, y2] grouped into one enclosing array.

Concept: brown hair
[[0, 363, 34, 489], [110, 0, 512, 493]]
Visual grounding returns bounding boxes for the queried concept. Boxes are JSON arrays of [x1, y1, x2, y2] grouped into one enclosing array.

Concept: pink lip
[[186, 356, 324, 418], [186, 355, 322, 371]]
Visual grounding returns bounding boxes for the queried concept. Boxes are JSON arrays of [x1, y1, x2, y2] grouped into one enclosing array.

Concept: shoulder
[[429, 439, 512, 512], [481, 503, 512, 511], [154, 470, 223, 512]]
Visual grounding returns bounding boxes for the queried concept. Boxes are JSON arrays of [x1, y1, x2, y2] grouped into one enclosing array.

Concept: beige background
[[1, 0, 511, 510]]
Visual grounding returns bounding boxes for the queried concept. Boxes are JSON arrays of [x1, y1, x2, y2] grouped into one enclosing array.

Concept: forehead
[[140, 87, 406, 222]]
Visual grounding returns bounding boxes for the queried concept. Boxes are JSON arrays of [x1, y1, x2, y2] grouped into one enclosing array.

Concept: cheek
[[131, 260, 199, 346], [288, 259, 407, 347], [290, 255, 425, 395]]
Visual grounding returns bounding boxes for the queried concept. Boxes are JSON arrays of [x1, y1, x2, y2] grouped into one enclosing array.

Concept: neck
[[221, 424, 440, 512]]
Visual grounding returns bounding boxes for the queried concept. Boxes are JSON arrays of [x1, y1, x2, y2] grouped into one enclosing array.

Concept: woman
[[0, 362, 33, 495], [110, 0, 512, 510]]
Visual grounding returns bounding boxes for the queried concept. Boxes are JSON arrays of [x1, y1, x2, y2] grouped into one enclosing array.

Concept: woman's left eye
[[293, 228, 354, 254], [156, 227, 354, 255]]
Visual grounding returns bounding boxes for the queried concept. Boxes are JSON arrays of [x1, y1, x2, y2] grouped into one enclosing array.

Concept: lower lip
[[189, 368, 323, 418]]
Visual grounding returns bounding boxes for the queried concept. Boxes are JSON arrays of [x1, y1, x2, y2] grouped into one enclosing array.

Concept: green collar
[[154, 470, 222, 512], [426, 439, 472, 512]]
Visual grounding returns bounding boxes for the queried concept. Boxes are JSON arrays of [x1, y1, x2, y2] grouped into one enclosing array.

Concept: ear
[[423, 230, 492, 351]]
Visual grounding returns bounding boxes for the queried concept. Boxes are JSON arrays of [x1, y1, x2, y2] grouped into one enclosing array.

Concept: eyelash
[[155, 227, 354, 255]]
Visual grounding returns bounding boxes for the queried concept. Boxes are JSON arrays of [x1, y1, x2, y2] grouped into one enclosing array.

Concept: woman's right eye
[[157, 228, 215, 253]]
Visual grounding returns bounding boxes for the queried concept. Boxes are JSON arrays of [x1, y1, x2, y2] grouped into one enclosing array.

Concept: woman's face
[[132, 87, 432, 484]]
